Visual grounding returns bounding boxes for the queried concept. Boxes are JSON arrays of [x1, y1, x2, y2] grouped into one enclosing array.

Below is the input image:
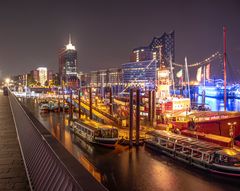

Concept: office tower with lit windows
[[59, 35, 78, 88], [37, 67, 48, 86]]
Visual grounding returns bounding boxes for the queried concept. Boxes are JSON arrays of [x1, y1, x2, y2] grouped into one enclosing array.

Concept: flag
[[196, 66, 202, 82], [206, 64, 210, 80], [176, 69, 183, 78]]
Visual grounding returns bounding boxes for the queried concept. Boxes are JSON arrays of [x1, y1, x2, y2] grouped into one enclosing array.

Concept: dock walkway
[[0, 92, 29, 190]]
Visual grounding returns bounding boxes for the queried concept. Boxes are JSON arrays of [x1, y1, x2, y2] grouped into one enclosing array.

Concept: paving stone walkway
[[0, 92, 30, 190]]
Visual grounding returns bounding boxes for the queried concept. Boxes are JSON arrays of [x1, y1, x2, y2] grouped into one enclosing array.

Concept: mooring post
[[69, 89, 73, 124], [110, 86, 113, 115], [62, 87, 65, 114], [202, 89, 205, 106], [148, 90, 152, 122], [89, 87, 93, 120], [152, 90, 156, 127], [58, 88, 61, 113], [136, 88, 140, 146], [78, 89, 81, 119], [129, 88, 134, 147]]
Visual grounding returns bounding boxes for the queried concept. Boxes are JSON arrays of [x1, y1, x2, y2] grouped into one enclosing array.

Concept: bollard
[[136, 88, 140, 146], [129, 89, 133, 147], [89, 87, 93, 120], [78, 89, 81, 119], [148, 90, 152, 122]]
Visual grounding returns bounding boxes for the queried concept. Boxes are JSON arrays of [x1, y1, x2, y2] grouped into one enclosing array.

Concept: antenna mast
[[69, 33, 72, 44]]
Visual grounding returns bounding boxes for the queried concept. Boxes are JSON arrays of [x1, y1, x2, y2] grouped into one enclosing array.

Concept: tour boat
[[71, 119, 119, 148], [145, 130, 240, 176]]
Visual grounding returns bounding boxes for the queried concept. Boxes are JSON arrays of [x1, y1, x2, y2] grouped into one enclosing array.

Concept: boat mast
[[185, 57, 191, 100], [170, 54, 175, 95], [203, 65, 206, 90], [223, 26, 227, 111]]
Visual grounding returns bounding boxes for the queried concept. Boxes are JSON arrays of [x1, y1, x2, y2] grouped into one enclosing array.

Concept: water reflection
[[21, 98, 240, 191], [196, 96, 240, 111]]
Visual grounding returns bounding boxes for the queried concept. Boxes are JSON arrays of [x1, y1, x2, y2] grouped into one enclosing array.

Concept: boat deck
[[181, 130, 232, 147], [74, 118, 116, 131], [148, 130, 223, 153]]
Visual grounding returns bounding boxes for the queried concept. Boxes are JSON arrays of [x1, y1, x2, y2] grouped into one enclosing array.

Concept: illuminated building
[[30, 70, 39, 83], [156, 66, 171, 99], [37, 67, 47, 86], [59, 35, 78, 88], [90, 71, 98, 87], [122, 60, 158, 90], [108, 68, 122, 86], [130, 31, 175, 66], [79, 68, 123, 96]]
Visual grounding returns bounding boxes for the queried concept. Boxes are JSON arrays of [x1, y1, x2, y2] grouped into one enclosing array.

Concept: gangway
[[66, 98, 119, 126]]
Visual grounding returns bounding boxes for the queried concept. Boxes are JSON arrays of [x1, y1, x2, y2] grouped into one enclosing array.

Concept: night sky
[[0, 0, 239, 80]]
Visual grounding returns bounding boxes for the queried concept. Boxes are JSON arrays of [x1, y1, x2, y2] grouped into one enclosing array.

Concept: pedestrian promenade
[[0, 92, 29, 190]]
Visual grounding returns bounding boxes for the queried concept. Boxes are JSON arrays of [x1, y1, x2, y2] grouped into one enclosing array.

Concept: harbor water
[[21, 98, 240, 191], [196, 96, 240, 111]]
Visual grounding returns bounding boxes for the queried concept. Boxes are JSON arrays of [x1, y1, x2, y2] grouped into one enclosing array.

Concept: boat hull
[[145, 139, 240, 177]]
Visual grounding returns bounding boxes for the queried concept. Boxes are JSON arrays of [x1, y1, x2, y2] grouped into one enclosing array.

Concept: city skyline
[[0, 0, 240, 80]]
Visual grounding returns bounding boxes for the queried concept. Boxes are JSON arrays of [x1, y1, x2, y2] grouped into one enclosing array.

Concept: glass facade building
[[122, 60, 158, 90], [58, 36, 78, 88], [130, 31, 175, 67]]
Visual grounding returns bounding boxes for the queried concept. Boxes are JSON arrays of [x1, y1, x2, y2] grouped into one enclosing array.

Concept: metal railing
[[9, 92, 107, 191]]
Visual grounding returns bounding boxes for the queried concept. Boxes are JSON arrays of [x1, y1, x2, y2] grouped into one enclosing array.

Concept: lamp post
[[5, 78, 10, 87], [78, 88, 81, 119], [228, 122, 237, 148], [58, 87, 61, 112]]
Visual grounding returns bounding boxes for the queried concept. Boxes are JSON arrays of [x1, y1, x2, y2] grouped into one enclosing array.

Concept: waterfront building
[[47, 70, 53, 82], [59, 35, 78, 89], [90, 71, 98, 87], [79, 68, 123, 96], [30, 69, 39, 83], [108, 68, 123, 95], [122, 60, 158, 91], [130, 31, 175, 66], [37, 67, 48, 86], [108, 68, 122, 86]]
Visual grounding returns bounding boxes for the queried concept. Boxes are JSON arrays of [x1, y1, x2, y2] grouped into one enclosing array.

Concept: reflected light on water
[[21, 98, 240, 191], [63, 129, 73, 152], [197, 96, 240, 111], [78, 155, 102, 182]]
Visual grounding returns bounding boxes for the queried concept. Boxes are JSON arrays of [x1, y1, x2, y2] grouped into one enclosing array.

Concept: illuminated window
[[153, 52, 157, 60]]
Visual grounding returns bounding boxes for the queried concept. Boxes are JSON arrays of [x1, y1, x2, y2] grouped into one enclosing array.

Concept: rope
[[172, 52, 222, 68]]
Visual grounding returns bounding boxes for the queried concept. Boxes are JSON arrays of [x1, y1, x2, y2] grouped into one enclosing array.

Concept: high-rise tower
[[59, 34, 78, 88]]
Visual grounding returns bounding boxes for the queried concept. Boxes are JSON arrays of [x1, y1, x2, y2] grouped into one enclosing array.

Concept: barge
[[71, 119, 118, 148], [145, 130, 240, 176]]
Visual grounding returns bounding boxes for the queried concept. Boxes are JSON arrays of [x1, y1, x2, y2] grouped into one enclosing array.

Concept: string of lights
[[172, 52, 222, 68]]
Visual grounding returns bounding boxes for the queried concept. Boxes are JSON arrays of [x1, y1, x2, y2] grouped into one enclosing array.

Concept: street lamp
[[228, 122, 237, 148], [5, 78, 10, 86]]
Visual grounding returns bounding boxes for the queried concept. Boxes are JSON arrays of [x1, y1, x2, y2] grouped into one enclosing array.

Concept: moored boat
[[40, 103, 50, 113], [171, 111, 240, 138], [60, 102, 69, 111], [71, 119, 119, 148], [145, 130, 240, 176], [48, 101, 59, 112]]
